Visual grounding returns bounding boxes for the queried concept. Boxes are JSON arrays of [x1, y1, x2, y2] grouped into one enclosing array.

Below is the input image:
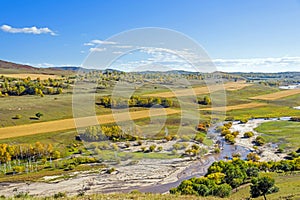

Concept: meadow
[[255, 120, 300, 150], [0, 70, 300, 199]]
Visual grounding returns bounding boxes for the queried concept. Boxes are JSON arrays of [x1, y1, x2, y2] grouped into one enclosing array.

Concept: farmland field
[[0, 108, 179, 139], [250, 89, 300, 100], [0, 73, 62, 80], [145, 81, 252, 98], [199, 102, 267, 111]]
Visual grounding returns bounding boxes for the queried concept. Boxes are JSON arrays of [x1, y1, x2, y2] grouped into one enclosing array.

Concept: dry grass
[[0, 108, 179, 139], [199, 102, 267, 111], [249, 89, 300, 100], [0, 73, 61, 80], [145, 81, 252, 98]]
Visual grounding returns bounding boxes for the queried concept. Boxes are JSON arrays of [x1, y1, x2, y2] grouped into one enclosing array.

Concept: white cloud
[[91, 39, 117, 45], [213, 57, 300, 72], [114, 45, 133, 49], [89, 47, 106, 52], [1, 24, 56, 36], [84, 39, 117, 46], [83, 42, 94, 46]]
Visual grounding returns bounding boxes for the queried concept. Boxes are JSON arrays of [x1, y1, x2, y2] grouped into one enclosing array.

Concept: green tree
[[35, 112, 43, 119], [250, 176, 278, 200], [212, 183, 232, 198]]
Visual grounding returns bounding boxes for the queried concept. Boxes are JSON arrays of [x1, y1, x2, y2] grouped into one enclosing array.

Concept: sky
[[1, 0, 300, 72]]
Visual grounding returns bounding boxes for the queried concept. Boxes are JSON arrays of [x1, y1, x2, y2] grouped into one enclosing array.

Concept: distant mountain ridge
[[0, 60, 73, 75]]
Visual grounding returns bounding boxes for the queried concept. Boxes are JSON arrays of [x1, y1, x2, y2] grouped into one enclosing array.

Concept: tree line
[[0, 142, 55, 163], [98, 95, 173, 108], [0, 76, 67, 97], [170, 157, 300, 198], [80, 125, 139, 142]]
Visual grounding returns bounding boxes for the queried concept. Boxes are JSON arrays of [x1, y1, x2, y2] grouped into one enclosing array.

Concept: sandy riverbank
[[230, 118, 287, 162]]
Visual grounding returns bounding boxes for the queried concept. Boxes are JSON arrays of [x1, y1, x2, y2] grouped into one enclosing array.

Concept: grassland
[[0, 108, 179, 139], [250, 89, 300, 100], [199, 102, 267, 111], [230, 172, 300, 200], [145, 81, 252, 98], [255, 120, 300, 150], [0, 73, 61, 80]]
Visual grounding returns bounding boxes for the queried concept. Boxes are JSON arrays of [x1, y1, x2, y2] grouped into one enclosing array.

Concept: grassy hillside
[[0, 59, 72, 75]]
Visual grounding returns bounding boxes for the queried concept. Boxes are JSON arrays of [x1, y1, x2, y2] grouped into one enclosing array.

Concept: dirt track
[[0, 108, 179, 139]]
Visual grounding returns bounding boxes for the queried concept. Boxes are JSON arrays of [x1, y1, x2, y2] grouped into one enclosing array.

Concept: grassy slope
[[255, 120, 300, 150], [230, 172, 300, 200]]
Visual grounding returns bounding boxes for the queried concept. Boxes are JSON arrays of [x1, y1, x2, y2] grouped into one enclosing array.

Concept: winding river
[[0, 117, 292, 196]]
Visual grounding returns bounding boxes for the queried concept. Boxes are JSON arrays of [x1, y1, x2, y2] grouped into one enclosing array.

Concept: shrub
[[149, 145, 156, 152], [12, 114, 22, 119], [231, 131, 239, 137], [54, 192, 66, 199], [244, 131, 254, 138], [141, 146, 146, 152], [107, 167, 116, 174], [214, 147, 221, 154], [225, 134, 235, 144], [221, 129, 231, 136], [194, 134, 204, 143], [164, 135, 173, 141], [239, 118, 248, 124], [255, 136, 266, 146], [13, 166, 25, 173], [247, 152, 260, 162]]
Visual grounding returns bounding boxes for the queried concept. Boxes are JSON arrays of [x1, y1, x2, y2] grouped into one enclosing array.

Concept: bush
[[194, 134, 204, 143], [13, 166, 25, 173], [214, 147, 221, 154], [225, 134, 235, 144], [244, 131, 254, 138], [54, 192, 66, 199], [255, 136, 266, 146], [164, 135, 173, 141], [12, 114, 22, 119], [212, 184, 232, 198], [239, 118, 248, 124], [107, 167, 116, 174], [149, 145, 156, 152]]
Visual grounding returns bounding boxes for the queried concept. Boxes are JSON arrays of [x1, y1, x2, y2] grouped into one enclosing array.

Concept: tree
[[250, 176, 278, 200], [198, 96, 211, 105], [35, 112, 43, 119], [247, 152, 260, 162], [212, 183, 232, 198]]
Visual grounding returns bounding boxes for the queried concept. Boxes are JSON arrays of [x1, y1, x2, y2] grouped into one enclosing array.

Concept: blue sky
[[1, 0, 300, 72]]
